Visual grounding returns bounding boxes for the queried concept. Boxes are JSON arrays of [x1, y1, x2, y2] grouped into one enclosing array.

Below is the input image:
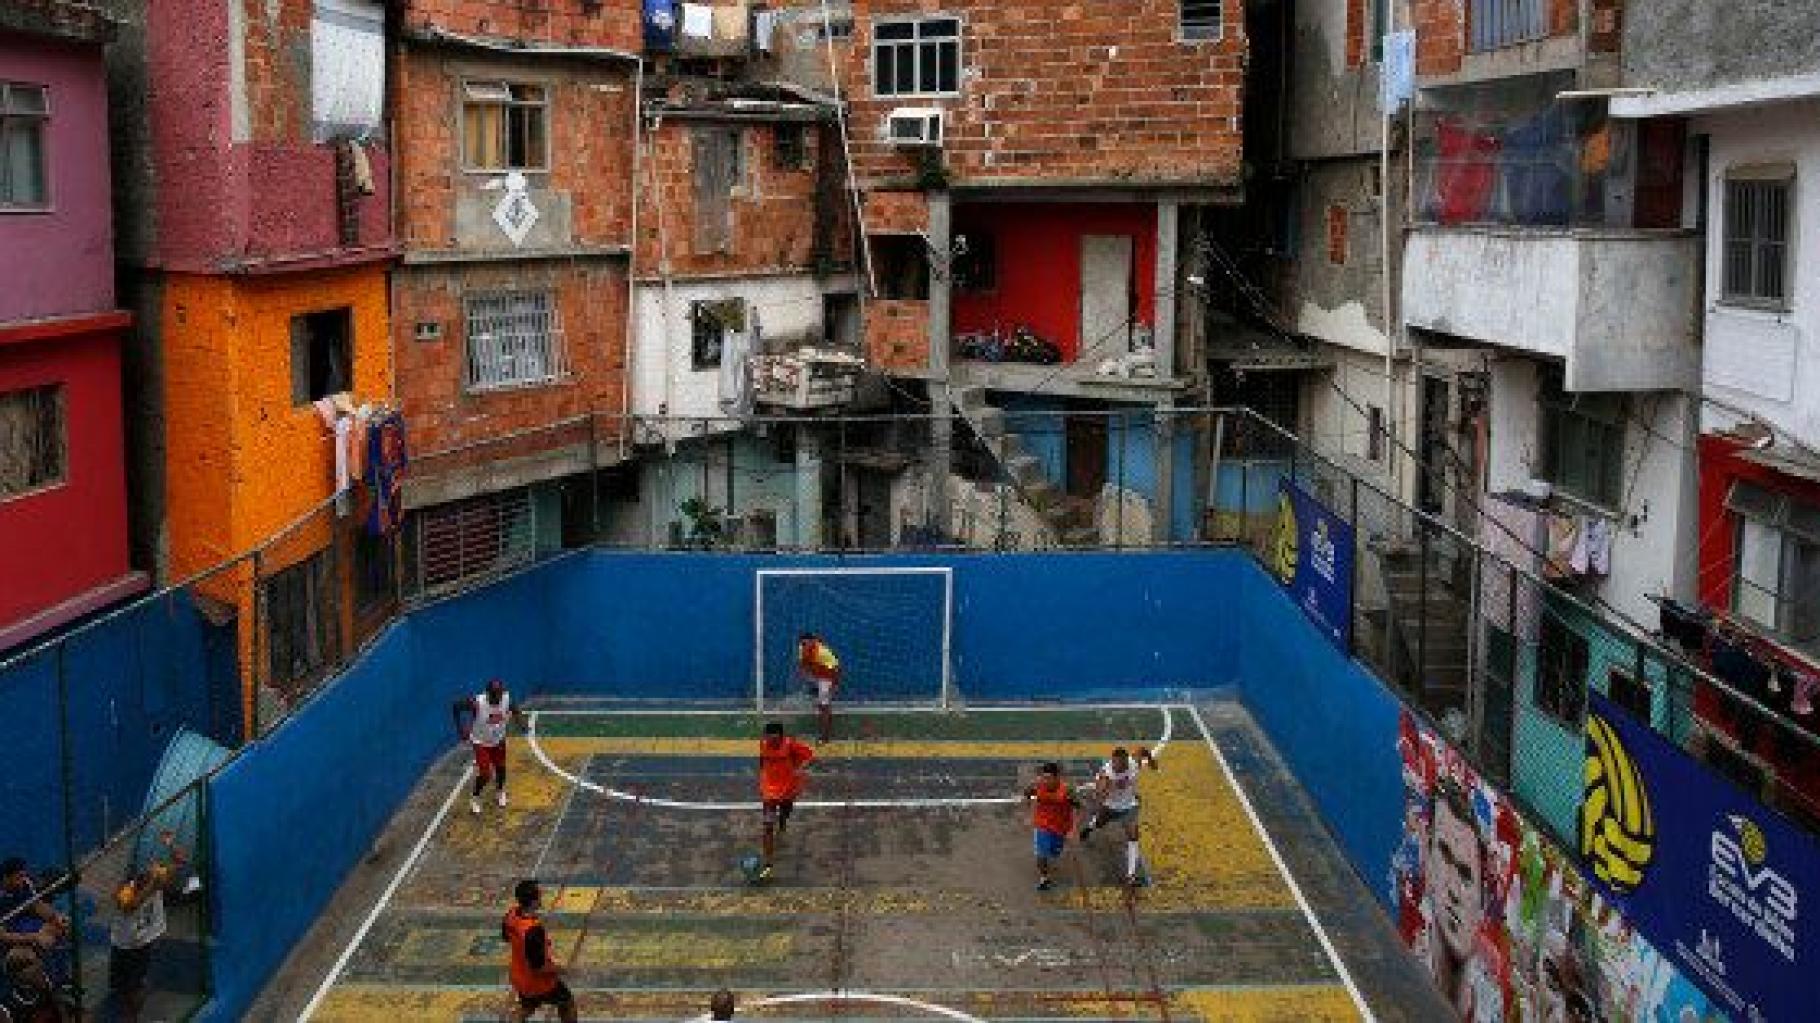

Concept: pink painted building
[[0, 2, 146, 652]]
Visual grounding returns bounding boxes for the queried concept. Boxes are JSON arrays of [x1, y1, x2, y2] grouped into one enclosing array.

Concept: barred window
[[1539, 368, 1625, 509], [462, 81, 548, 172], [1535, 607, 1589, 726], [0, 385, 65, 499], [1722, 171, 1792, 308], [464, 291, 564, 392], [263, 550, 340, 694], [414, 488, 535, 594], [872, 17, 960, 97], [1, 81, 49, 207], [1727, 481, 1820, 657], [1181, 0, 1222, 41]]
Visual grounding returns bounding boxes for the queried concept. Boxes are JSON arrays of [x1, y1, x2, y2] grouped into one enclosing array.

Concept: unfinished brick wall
[[1587, 0, 1623, 53], [394, 49, 636, 253], [1345, 0, 1368, 68], [1412, 0, 1465, 76], [842, 0, 1245, 188], [861, 190, 930, 235], [635, 118, 833, 275], [400, 0, 642, 52], [865, 299, 930, 371], [392, 263, 629, 457]]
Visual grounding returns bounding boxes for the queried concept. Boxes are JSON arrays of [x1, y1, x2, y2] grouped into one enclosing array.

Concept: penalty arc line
[[679, 989, 988, 1023], [298, 763, 473, 1022], [526, 706, 1174, 812], [1184, 704, 1375, 1023]]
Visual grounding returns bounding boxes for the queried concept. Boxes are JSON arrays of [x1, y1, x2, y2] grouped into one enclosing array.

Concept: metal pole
[[1349, 476, 1361, 656], [249, 550, 264, 740], [1417, 522, 1430, 708]]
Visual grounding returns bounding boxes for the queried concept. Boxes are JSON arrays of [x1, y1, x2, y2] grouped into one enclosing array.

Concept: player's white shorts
[[815, 678, 835, 707]]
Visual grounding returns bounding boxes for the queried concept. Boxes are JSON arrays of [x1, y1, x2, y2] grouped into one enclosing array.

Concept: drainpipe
[[619, 61, 646, 462]]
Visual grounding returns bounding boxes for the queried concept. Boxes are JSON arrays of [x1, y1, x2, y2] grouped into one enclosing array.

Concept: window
[[1367, 405, 1385, 462], [1326, 205, 1348, 265], [291, 308, 353, 405], [1608, 666, 1654, 722], [951, 231, 995, 292], [1535, 608, 1590, 725], [465, 291, 564, 391], [310, 0, 384, 141], [1181, 0, 1222, 41], [1727, 481, 1820, 656], [264, 551, 340, 694], [0, 385, 65, 499], [693, 127, 743, 254], [774, 124, 809, 171], [870, 235, 930, 300], [1540, 369, 1625, 509], [1, 81, 49, 208], [1722, 170, 1793, 307], [352, 529, 395, 616], [463, 82, 548, 172], [1370, 0, 1387, 61], [872, 17, 960, 97], [414, 488, 535, 594], [691, 299, 747, 371]]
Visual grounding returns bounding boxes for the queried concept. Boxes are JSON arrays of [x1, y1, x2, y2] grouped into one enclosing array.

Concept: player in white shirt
[[453, 679, 527, 814], [1078, 745, 1159, 887]]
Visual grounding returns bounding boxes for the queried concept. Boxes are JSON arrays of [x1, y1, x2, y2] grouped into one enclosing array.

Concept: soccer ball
[[738, 854, 764, 884]]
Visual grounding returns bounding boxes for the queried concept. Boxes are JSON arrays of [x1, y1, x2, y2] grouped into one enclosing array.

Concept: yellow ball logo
[[1271, 493, 1299, 584], [1734, 816, 1768, 867], [1580, 712, 1656, 894]]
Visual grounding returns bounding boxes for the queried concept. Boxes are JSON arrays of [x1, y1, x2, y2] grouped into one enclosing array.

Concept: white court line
[[526, 706, 1173, 812], [529, 701, 1183, 716], [679, 990, 986, 1023], [299, 764, 473, 1022], [1184, 705, 1375, 1022]]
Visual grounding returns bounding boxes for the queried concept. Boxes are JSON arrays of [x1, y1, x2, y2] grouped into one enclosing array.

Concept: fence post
[[589, 414, 602, 544], [1417, 521, 1430, 708], [249, 549, 263, 740], [1349, 476, 1361, 656]]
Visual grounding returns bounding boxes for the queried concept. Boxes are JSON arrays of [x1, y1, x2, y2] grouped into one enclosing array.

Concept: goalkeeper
[[795, 632, 840, 742]]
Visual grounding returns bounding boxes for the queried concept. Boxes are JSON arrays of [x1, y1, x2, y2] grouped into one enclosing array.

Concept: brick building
[[389, 2, 643, 591], [833, 0, 1247, 547], [101, 0, 396, 725], [0, 2, 145, 652]]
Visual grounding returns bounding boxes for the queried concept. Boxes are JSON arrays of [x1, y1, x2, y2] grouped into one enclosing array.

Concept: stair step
[[971, 407, 1006, 438], [1061, 526, 1100, 546], [1004, 454, 1046, 486]]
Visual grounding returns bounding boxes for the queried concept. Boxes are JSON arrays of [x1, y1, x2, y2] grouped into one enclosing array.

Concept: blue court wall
[[541, 550, 1248, 702], [1230, 559, 1403, 910], [203, 564, 558, 1021]]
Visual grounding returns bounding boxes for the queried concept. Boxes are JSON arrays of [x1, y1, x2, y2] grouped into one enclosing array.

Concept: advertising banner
[[1269, 478, 1353, 652], [1580, 692, 1820, 1021]]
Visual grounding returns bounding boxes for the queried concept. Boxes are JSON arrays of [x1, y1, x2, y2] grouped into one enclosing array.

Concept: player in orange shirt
[[1023, 762, 1082, 891], [757, 721, 816, 880], [502, 879, 576, 1023]]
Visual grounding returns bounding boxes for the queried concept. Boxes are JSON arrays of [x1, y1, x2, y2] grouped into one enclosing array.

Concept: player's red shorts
[[472, 742, 506, 777]]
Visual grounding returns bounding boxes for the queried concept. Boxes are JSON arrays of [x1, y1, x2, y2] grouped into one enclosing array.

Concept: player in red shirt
[[1023, 762, 1081, 891], [757, 721, 816, 880]]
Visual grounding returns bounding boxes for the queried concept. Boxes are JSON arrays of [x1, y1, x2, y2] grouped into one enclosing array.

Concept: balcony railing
[[1416, 105, 1611, 228]]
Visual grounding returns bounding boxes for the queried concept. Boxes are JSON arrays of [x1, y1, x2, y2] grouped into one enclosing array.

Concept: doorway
[[1066, 414, 1108, 499], [1418, 375, 1450, 514], [1080, 235, 1134, 358]]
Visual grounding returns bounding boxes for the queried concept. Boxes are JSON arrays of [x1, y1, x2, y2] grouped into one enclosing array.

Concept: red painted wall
[[0, 327, 132, 634], [951, 203, 1158, 362], [1694, 434, 1820, 613]]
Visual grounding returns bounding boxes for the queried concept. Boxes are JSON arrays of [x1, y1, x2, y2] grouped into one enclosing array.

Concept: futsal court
[[296, 701, 1372, 1022]]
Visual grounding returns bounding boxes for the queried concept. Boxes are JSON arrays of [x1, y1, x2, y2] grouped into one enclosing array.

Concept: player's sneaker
[[497, 789, 509, 808], [1125, 873, 1151, 888], [758, 863, 774, 881], [1078, 825, 1094, 843], [1036, 878, 1054, 891], [469, 797, 481, 815]]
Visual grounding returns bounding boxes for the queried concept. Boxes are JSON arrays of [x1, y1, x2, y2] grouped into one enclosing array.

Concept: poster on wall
[[1579, 692, 1820, 1022], [1392, 709, 1727, 1022], [1269, 478, 1353, 652]]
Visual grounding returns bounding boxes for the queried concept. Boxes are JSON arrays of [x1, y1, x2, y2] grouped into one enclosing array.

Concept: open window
[[291, 308, 353, 405]]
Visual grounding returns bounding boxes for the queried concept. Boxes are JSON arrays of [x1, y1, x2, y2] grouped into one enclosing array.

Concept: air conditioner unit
[[885, 107, 943, 147]]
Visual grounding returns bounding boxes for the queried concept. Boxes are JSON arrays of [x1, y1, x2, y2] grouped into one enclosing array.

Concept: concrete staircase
[[1378, 543, 1472, 720], [951, 384, 1100, 547]]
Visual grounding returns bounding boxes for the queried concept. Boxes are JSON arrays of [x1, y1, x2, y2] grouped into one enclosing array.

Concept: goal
[[754, 567, 953, 710]]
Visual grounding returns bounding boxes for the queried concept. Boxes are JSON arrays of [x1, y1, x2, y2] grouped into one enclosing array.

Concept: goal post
[[754, 567, 954, 711]]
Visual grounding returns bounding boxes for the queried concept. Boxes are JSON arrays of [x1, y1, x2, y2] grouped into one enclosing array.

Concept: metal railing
[[1470, 0, 1548, 53]]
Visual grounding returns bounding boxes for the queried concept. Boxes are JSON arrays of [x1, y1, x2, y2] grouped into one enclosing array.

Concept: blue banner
[[1268, 479, 1353, 652], [1580, 692, 1820, 1022]]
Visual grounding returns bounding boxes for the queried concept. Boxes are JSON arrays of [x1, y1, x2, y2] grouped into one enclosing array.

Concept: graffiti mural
[[1392, 710, 1728, 1022]]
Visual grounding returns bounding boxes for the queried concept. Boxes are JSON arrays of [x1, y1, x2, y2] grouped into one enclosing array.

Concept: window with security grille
[[691, 298, 746, 371], [1181, 0, 1222, 41], [263, 550, 341, 694], [0, 385, 65, 499], [1727, 480, 1820, 657], [1539, 368, 1625, 509], [464, 291, 564, 392], [871, 17, 960, 97], [463, 81, 548, 172], [1, 81, 49, 208], [1535, 606, 1589, 725], [414, 488, 535, 593], [1722, 171, 1792, 308]]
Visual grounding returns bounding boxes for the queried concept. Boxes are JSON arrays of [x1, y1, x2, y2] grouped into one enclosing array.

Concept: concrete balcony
[[1403, 226, 1700, 391], [752, 349, 862, 411]]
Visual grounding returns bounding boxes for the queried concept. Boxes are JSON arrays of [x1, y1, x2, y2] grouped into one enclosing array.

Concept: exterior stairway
[[951, 384, 1100, 547], [1377, 539, 1472, 722]]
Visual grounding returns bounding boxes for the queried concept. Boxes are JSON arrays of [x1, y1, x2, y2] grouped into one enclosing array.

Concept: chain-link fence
[[3, 404, 1816, 1012]]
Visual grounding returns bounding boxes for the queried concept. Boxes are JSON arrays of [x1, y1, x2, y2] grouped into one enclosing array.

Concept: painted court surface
[[301, 705, 1369, 1021]]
